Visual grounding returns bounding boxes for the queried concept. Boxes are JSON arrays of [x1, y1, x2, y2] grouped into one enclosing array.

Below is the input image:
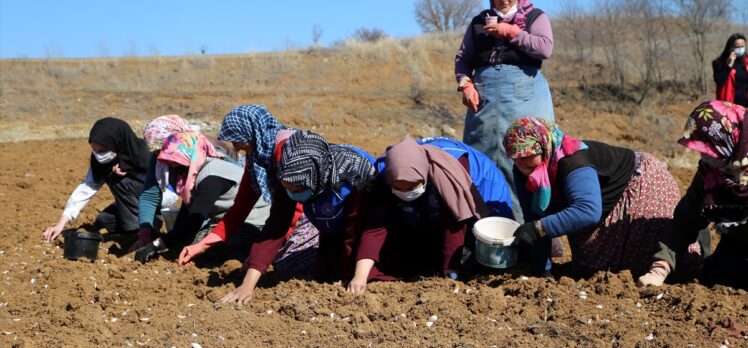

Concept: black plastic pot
[[63, 230, 103, 261]]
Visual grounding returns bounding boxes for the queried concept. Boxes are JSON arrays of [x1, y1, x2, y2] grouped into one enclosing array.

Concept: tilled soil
[[1, 140, 746, 347]]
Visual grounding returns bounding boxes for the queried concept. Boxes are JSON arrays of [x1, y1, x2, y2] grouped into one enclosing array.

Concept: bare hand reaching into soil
[[42, 216, 70, 242], [346, 275, 367, 295], [221, 268, 261, 305]]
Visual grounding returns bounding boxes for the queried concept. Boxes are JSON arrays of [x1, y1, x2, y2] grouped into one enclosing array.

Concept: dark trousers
[[94, 174, 143, 234], [699, 233, 748, 290]]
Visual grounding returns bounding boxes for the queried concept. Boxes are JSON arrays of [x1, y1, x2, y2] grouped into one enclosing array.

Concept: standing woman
[[639, 101, 748, 289], [243, 130, 377, 296], [177, 105, 319, 304], [456, 0, 554, 222], [713, 33, 747, 107], [43, 118, 149, 241], [503, 118, 680, 277], [347, 136, 491, 295]]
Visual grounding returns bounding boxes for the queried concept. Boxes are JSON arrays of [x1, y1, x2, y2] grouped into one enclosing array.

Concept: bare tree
[[414, 0, 481, 32], [352, 27, 388, 42], [672, 0, 731, 94], [312, 24, 323, 46], [556, 0, 598, 95], [629, 0, 664, 103], [595, 0, 628, 95], [96, 41, 110, 57]]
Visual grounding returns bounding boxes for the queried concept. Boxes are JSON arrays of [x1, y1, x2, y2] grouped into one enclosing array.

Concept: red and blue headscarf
[[503, 117, 587, 214]]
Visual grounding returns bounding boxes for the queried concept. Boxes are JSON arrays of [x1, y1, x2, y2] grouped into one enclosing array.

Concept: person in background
[[639, 101, 748, 289], [176, 104, 319, 305], [43, 118, 149, 241], [713, 33, 747, 107], [240, 130, 377, 298], [347, 135, 493, 295], [503, 118, 680, 278], [132, 132, 270, 263], [456, 0, 555, 222]]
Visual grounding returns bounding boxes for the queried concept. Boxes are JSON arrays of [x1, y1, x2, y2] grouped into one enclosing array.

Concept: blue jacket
[[375, 136, 513, 219], [303, 145, 376, 236]]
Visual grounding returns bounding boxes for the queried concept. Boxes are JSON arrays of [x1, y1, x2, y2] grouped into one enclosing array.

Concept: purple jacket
[[454, 9, 553, 83]]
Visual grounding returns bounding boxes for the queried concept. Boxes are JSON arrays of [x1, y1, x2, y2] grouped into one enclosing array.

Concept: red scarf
[[716, 56, 748, 103]]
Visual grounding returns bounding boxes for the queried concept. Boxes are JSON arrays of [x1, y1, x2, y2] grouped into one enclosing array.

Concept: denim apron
[[462, 64, 554, 223]]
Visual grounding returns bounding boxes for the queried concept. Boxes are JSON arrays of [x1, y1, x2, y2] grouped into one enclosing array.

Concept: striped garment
[[218, 104, 286, 202]]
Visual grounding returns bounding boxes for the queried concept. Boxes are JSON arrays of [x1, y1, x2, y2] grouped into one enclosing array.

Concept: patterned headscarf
[[386, 135, 482, 221], [278, 131, 376, 197], [503, 117, 588, 214], [143, 115, 190, 152], [218, 104, 286, 202], [678, 100, 748, 215], [157, 131, 224, 204]]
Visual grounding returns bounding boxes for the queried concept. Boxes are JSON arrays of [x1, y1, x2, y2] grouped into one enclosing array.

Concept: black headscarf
[[88, 117, 149, 181]]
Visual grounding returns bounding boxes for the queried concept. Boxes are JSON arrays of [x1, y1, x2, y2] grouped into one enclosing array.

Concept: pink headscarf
[[143, 115, 189, 151], [385, 135, 483, 221], [157, 131, 224, 204]]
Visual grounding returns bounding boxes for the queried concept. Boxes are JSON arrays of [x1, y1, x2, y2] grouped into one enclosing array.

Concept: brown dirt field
[[1, 36, 747, 347], [0, 139, 746, 347]]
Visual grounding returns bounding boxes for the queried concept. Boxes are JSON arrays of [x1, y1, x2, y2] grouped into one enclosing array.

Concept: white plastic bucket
[[159, 209, 180, 231], [472, 217, 520, 268]]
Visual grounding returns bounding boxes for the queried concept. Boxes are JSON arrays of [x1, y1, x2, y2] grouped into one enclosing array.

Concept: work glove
[[636, 260, 671, 287], [496, 22, 521, 39], [511, 221, 540, 246], [461, 82, 480, 112], [128, 227, 153, 253], [135, 241, 160, 263], [178, 232, 223, 265]]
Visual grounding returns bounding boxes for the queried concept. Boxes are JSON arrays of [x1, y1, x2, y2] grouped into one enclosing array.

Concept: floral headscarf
[[218, 104, 286, 202], [143, 115, 189, 152], [503, 117, 588, 214], [157, 131, 224, 204], [678, 100, 748, 215]]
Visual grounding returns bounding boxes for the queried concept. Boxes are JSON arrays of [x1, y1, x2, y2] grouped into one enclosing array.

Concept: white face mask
[[735, 47, 746, 57], [392, 184, 426, 202], [494, 3, 518, 19], [92, 150, 117, 164]]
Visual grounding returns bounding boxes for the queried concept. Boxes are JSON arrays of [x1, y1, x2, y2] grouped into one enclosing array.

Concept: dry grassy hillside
[[0, 31, 714, 161]]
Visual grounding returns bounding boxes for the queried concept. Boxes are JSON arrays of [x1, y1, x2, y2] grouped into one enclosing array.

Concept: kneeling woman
[[177, 105, 320, 305], [504, 118, 680, 277], [133, 131, 270, 263], [43, 118, 149, 241], [348, 135, 497, 295], [639, 101, 748, 289], [229, 131, 378, 300]]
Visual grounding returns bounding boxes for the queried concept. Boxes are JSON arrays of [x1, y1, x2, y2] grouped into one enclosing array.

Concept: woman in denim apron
[[455, 0, 554, 223]]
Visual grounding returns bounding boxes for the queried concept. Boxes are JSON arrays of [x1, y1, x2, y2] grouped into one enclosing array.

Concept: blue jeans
[[462, 64, 555, 223]]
